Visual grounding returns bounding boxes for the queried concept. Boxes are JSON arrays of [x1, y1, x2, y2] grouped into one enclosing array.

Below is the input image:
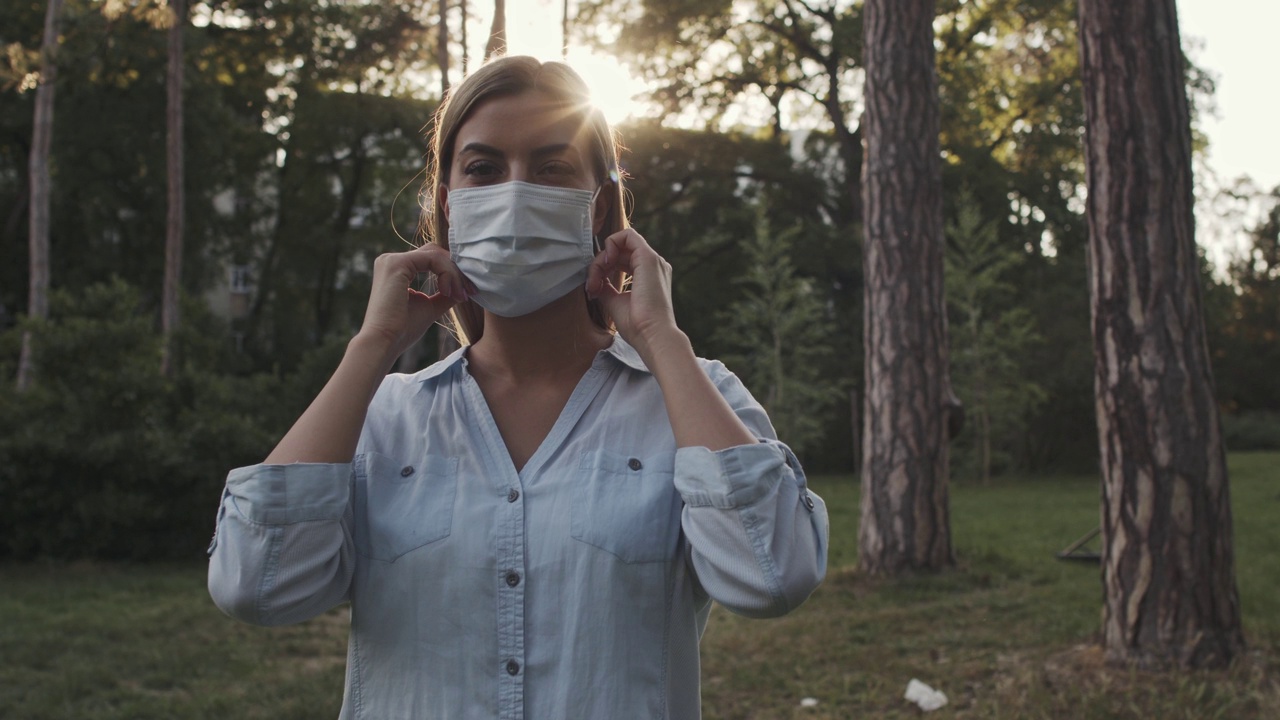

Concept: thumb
[[404, 288, 458, 333]]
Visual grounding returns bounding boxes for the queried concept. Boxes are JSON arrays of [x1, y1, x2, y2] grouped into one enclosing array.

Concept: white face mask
[[447, 181, 598, 317]]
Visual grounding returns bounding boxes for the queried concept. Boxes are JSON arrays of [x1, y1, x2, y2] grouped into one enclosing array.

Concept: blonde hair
[[421, 56, 628, 345]]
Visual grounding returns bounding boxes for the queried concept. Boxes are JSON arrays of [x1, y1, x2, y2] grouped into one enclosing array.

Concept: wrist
[[634, 326, 694, 375], [348, 331, 401, 374]]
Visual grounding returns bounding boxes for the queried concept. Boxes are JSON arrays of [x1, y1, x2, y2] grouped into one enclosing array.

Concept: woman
[[208, 56, 828, 719]]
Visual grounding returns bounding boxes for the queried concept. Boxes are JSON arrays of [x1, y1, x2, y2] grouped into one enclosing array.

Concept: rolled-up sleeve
[[675, 363, 829, 618], [207, 463, 355, 627]]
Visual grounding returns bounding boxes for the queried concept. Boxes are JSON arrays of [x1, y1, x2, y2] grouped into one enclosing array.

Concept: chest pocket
[[354, 451, 459, 562], [571, 450, 681, 564]]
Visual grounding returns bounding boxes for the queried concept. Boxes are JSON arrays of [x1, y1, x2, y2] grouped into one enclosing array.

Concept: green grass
[[699, 451, 1280, 719], [2, 453, 1277, 719]]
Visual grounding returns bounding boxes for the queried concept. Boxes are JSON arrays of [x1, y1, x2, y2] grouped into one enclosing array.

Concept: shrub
[[0, 281, 294, 560], [1222, 411, 1280, 452]]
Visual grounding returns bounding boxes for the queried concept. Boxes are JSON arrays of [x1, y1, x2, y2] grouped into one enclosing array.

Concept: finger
[[587, 229, 647, 298], [585, 255, 612, 299], [409, 286, 459, 319], [599, 229, 649, 269], [391, 244, 469, 300]]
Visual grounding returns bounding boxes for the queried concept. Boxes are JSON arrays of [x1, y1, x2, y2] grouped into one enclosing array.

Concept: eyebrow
[[457, 142, 578, 159]]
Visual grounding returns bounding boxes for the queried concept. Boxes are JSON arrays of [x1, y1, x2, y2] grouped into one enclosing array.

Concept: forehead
[[452, 90, 593, 159]]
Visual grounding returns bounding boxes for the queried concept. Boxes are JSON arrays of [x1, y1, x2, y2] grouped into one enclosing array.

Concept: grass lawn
[[2, 452, 1277, 719]]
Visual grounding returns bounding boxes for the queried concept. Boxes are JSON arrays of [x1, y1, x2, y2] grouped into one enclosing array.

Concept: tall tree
[[438, 0, 451, 95], [461, 0, 470, 75], [562, 0, 570, 54], [484, 0, 505, 60], [857, 0, 954, 574], [1208, 187, 1280, 417], [160, 0, 186, 376], [16, 0, 63, 392], [1077, 0, 1243, 668], [713, 207, 841, 458], [945, 193, 1044, 484]]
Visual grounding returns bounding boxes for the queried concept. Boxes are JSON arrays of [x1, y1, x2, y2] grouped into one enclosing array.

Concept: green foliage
[[591, 0, 1108, 473], [621, 122, 861, 469], [713, 207, 843, 458], [0, 280, 322, 560], [1208, 188, 1280, 415], [1222, 412, 1280, 452], [0, 0, 438, 372], [945, 191, 1046, 481]]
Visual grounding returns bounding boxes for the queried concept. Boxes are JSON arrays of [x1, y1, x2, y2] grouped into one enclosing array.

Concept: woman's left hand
[[586, 228, 684, 358]]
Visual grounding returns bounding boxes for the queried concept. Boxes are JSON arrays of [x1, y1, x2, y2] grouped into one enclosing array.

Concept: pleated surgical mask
[[447, 181, 598, 317]]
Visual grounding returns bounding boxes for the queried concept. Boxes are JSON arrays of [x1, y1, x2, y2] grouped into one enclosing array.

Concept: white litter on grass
[[799, 697, 820, 708], [904, 678, 948, 712]]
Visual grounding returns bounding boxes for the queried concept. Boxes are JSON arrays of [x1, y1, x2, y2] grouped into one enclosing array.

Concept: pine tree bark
[[1078, 0, 1243, 669], [17, 0, 63, 392], [857, 0, 953, 574], [161, 0, 186, 376]]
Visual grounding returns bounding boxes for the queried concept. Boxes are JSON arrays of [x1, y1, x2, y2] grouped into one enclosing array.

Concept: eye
[[462, 160, 502, 179], [539, 160, 576, 177]]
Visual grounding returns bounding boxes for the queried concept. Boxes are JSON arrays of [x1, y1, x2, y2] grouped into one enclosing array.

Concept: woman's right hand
[[357, 244, 474, 363]]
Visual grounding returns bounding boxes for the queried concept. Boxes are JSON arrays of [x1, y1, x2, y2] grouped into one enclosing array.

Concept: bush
[[0, 281, 310, 560], [1222, 411, 1280, 452]]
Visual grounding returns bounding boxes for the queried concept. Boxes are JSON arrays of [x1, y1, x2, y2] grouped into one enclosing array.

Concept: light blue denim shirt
[[207, 336, 828, 719]]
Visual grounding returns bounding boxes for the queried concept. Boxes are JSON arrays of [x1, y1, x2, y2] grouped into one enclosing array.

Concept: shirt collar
[[415, 333, 650, 384], [603, 335, 650, 374]]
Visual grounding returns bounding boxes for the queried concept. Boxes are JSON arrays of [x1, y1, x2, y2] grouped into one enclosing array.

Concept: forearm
[[679, 444, 829, 617], [265, 332, 397, 464], [642, 330, 758, 451], [208, 464, 355, 625]]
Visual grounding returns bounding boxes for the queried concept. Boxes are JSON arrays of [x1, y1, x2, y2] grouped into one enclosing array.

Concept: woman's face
[[443, 90, 609, 236]]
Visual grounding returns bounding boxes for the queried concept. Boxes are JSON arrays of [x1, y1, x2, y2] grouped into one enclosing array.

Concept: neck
[[468, 292, 613, 382]]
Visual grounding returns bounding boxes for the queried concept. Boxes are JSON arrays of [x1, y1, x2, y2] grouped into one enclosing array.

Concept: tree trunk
[[562, 0, 570, 54], [17, 0, 63, 392], [484, 0, 505, 60], [314, 140, 368, 339], [857, 0, 953, 575], [161, 0, 186, 376], [1078, 0, 1243, 669], [824, 68, 863, 226], [461, 0, 469, 76], [438, 0, 451, 96]]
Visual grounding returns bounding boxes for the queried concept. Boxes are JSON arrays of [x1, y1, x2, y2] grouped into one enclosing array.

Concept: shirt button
[[628, 457, 643, 471], [507, 488, 520, 503], [505, 571, 521, 587], [506, 659, 520, 676], [400, 466, 414, 477], [803, 493, 816, 510]]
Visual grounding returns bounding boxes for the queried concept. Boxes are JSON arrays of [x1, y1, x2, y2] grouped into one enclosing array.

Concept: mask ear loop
[[592, 168, 619, 256]]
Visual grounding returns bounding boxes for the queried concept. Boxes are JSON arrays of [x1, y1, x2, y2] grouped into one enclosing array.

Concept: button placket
[[494, 472, 525, 718]]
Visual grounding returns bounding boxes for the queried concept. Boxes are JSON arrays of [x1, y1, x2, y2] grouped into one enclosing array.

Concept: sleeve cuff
[[674, 441, 786, 509], [224, 462, 353, 525]]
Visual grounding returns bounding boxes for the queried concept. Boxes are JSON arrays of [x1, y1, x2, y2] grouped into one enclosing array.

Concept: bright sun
[[562, 47, 650, 126], [493, 1, 650, 126]]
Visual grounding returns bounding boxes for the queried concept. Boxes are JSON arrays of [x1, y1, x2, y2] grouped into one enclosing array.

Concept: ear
[[591, 181, 612, 239], [438, 183, 451, 223]]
